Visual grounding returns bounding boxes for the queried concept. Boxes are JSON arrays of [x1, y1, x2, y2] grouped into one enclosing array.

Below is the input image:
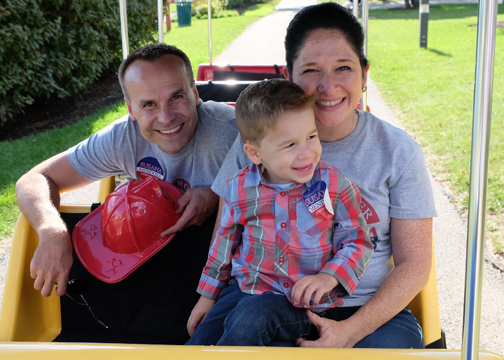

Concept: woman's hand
[[187, 296, 216, 336], [296, 310, 359, 348], [298, 218, 433, 347]]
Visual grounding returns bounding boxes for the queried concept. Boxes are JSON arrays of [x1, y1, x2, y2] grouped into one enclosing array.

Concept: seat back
[[197, 64, 285, 81], [196, 81, 254, 103]]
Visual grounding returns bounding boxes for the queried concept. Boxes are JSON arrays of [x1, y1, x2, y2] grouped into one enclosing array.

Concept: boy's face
[[244, 108, 322, 184]]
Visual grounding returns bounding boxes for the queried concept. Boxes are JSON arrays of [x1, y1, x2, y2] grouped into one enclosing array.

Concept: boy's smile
[[244, 108, 322, 184]]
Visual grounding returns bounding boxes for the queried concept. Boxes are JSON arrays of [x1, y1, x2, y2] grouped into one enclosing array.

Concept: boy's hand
[[187, 296, 217, 336], [291, 273, 339, 307]]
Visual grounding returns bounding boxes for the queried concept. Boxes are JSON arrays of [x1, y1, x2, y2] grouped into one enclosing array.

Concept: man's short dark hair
[[118, 44, 194, 101]]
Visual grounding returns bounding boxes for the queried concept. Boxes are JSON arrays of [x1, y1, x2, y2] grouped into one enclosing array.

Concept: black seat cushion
[[54, 211, 215, 344]]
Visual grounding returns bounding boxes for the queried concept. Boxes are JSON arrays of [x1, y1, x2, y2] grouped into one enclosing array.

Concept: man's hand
[[161, 187, 219, 237], [30, 226, 74, 297], [187, 296, 216, 336], [291, 273, 338, 307], [295, 310, 358, 348], [16, 152, 93, 297]]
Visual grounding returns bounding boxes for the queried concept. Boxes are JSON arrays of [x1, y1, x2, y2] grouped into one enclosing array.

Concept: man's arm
[[15, 151, 94, 297], [297, 217, 432, 348]]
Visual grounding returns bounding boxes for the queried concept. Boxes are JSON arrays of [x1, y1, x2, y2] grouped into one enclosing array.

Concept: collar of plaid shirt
[[242, 163, 324, 193]]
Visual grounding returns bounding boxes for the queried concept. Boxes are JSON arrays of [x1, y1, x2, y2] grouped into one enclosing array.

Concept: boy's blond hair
[[235, 79, 316, 145]]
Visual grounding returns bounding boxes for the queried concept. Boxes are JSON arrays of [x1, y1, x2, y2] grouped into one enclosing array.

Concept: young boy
[[186, 79, 373, 346]]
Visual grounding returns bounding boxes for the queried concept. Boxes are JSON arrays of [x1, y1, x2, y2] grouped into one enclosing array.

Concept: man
[[15, 44, 238, 343]]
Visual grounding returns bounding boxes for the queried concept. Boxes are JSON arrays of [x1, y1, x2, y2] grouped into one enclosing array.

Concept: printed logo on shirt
[[359, 197, 379, 248], [174, 178, 191, 193], [136, 157, 164, 180]]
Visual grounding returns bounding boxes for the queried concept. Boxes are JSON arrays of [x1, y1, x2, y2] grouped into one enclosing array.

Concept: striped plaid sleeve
[[197, 179, 243, 300], [320, 174, 374, 295]]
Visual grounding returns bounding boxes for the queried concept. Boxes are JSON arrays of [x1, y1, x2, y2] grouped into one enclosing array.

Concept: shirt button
[[281, 222, 287, 228], [283, 283, 289, 288], [279, 256, 285, 263], [280, 191, 286, 197]]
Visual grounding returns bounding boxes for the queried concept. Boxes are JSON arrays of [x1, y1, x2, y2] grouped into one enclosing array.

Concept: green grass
[[0, 102, 128, 242], [368, 4, 504, 250], [0, 1, 278, 243]]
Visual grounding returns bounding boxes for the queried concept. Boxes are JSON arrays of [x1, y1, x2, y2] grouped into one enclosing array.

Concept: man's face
[[124, 55, 199, 154]]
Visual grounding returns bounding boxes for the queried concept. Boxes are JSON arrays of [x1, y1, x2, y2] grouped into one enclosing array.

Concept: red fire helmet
[[73, 177, 183, 283]]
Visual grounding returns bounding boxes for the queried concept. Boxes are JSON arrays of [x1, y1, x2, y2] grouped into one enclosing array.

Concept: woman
[[210, 2, 437, 348]]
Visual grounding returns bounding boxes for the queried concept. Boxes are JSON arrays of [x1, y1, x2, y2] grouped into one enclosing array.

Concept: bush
[[0, 0, 157, 126], [226, 0, 245, 9], [192, 0, 228, 17]]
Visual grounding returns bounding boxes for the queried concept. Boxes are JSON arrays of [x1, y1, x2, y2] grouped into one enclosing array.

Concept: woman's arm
[[297, 217, 432, 348]]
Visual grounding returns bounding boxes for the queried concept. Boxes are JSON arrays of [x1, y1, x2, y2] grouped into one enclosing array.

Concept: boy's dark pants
[[186, 279, 425, 348]]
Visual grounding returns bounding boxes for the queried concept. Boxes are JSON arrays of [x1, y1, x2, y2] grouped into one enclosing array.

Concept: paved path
[[1, 0, 503, 354]]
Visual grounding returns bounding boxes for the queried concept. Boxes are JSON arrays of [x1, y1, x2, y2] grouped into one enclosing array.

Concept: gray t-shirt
[[68, 100, 237, 191], [211, 110, 437, 307]]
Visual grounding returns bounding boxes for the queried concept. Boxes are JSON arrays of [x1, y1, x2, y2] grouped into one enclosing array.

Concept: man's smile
[[158, 123, 183, 135]]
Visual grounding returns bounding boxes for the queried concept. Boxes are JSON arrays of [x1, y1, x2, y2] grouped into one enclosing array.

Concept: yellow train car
[[0, 0, 502, 358]]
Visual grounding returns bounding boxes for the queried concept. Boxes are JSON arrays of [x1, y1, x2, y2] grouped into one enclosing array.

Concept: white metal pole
[[119, 0, 129, 59], [158, 0, 164, 44], [461, 0, 498, 358], [360, 0, 368, 112], [352, 0, 358, 20], [207, 0, 213, 64]]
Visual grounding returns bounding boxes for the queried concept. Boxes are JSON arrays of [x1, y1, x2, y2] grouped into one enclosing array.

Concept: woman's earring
[[362, 85, 367, 92]]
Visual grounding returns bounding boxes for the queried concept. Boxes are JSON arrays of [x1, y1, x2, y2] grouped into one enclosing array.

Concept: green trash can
[[175, 0, 192, 27]]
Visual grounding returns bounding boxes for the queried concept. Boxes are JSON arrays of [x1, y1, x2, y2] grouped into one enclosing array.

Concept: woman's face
[[286, 29, 369, 137]]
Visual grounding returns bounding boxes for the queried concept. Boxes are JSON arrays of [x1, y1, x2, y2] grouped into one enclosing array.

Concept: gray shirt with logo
[[68, 100, 238, 192], [211, 110, 437, 307]]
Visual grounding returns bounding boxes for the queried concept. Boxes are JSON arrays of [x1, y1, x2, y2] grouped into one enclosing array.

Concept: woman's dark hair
[[285, 2, 368, 75]]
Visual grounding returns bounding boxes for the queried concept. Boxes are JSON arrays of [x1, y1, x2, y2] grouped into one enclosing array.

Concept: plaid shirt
[[198, 162, 373, 311]]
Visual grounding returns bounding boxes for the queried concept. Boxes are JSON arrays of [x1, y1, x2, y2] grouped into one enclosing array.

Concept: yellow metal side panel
[[408, 243, 442, 346], [0, 344, 502, 360], [98, 177, 116, 204], [0, 214, 61, 342]]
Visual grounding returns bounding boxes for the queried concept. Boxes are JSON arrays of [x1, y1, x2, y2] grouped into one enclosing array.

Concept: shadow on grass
[[427, 48, 452, 57], [370, 3, 504, 20]]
